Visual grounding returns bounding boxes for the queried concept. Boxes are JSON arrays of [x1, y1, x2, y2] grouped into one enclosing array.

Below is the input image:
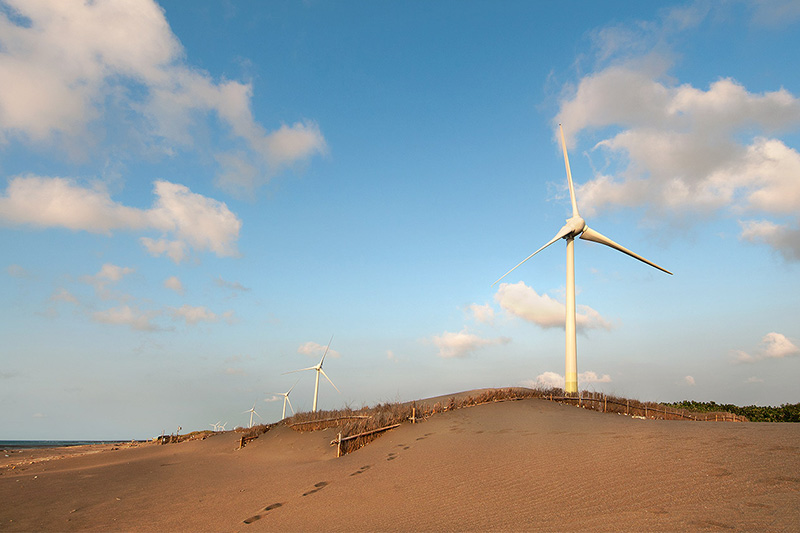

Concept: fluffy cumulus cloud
[[684, 375, 696, 386], [0, 0, 326, 189], [555, 6, 800, 261], [298, 341, 341, 359], [524, 370, 612, 389], [0, 177, 241, 262], [732, 332, 800, 363], [494, 281, 611, 330], [432, 328, 510, 359]]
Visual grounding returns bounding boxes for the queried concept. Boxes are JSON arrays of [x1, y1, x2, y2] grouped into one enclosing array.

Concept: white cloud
[[527, 371, 563, 389], [215, 276, 250, 292], [732, 332, 800, 363], [524, 370, 611, 389], [739, 219, 800, 261], [298, 341, 340, 359], [50, 287, 79, 305], [170, 304, 219, 325], [556, 42, 800, 261], [163, 276, 184, 294], [467, 303, 495, 324], [0, 0, 326, 187], [494, 281, 611, 330], [387, 350, 397, 362], [0, 176, 241, 262], [92, 305, 161, 331], [7, 264, 31, 278], [580, 371, 612, 383], [80, 263, 134, 299], [431, 328, 510, 359], [745, 376, 764, 384], [684, 375, 696, 386]]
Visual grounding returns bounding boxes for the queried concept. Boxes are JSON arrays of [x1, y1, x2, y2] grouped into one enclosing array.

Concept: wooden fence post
[[603, 394, 607, 413], [337, 432, 342, 458], [626, 399, 629, 415]]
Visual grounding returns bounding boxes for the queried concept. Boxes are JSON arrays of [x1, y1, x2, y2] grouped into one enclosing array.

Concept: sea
[[0, 440, 124, 450]]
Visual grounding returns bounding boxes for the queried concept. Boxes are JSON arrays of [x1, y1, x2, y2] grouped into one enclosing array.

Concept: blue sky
[[2, 0, 800, 440]]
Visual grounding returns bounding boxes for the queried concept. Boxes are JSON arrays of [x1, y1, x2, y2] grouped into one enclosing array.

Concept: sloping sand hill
[[2, 396, 798, 531]]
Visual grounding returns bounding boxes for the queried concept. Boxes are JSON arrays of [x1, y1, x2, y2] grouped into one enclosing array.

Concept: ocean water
[[0, 440, 118, 450]]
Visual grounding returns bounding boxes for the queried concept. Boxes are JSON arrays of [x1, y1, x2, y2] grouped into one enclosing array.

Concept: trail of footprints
[[242, 432, 434, 524]]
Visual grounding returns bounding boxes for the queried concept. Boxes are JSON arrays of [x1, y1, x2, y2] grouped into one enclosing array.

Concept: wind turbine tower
[[494, 124, 672, 394], [244, 402, 260, 428], [275, 380, 298, 420], [285, 336, 340, 412]]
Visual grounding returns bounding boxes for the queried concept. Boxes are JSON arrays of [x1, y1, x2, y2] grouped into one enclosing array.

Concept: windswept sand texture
[[2, 397, 798, 531]]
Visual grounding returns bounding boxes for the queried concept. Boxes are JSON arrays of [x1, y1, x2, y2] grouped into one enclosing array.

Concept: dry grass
[[267, 387, 746, 455]]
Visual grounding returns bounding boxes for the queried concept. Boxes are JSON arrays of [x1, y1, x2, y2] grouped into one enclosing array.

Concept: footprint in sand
[[350, 465, 371, 476], [386, 452, 397, 461], [302, 481, 329, 496], [242, 502, 284, 524]]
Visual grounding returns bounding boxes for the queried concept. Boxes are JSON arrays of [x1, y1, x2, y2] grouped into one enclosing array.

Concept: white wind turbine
[[284, 336, 340, 412], [493, 124, 672, 395], [274, 380, 299, 420], [244, 402, 261, 428]]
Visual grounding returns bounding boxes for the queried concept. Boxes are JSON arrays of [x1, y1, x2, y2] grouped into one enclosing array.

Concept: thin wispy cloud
[[467, 303, 495, 325], [432, 328, 510, 359], [215, 276, 250, 292], [7, 264, 31, 278], [298, 341, 340, 359], [92, 305, 163, 332], [163, 276, 184, 295]]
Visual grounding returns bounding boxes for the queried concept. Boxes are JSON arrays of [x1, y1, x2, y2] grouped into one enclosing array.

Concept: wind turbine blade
[[286, 396, 294, 414], [286, 378, 299, 395], [559, 124, 580, 218], [580, 227, 673, 275], [492, 224, 572, 286], [319, 335, 334, 367], [319, 368, 340, 393], [283, 366, 316, 374]]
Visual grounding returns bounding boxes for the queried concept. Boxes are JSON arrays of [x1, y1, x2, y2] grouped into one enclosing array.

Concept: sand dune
[[2, 396, 798, 531]]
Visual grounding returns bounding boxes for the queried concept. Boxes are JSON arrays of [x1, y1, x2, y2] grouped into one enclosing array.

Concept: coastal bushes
[[667, 400, 800, 422]]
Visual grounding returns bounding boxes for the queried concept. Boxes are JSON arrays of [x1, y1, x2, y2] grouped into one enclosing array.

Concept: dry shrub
[[280, 386, 746, 456]]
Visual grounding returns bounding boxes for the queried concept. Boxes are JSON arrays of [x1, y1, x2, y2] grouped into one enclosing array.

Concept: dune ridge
[[2, 393, 798, 531]]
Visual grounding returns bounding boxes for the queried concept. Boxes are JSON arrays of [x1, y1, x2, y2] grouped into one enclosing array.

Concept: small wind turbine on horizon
[[273, 380, 299, 420], [244, 402, 261, 428], [209, 421, 222, 432], [284, 335, 340, 412], [493, 124, 672, 395]]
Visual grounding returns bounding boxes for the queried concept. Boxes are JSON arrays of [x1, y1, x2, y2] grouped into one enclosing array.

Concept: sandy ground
[[2, 396, 798, 531]]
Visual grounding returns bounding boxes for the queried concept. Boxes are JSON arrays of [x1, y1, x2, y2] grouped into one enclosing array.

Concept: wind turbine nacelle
[[564, 215, 586, 237]]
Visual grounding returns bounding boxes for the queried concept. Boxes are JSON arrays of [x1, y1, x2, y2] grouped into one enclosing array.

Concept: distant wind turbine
[[209, 421, 222, 432], [493, 124, 672, 395], [274, 380, 299, 420], [244, 402, 261, 428], [284, 335, 340, 412]]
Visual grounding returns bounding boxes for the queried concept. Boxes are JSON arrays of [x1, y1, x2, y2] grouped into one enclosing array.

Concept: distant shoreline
[[0, 440, 140, 450]]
